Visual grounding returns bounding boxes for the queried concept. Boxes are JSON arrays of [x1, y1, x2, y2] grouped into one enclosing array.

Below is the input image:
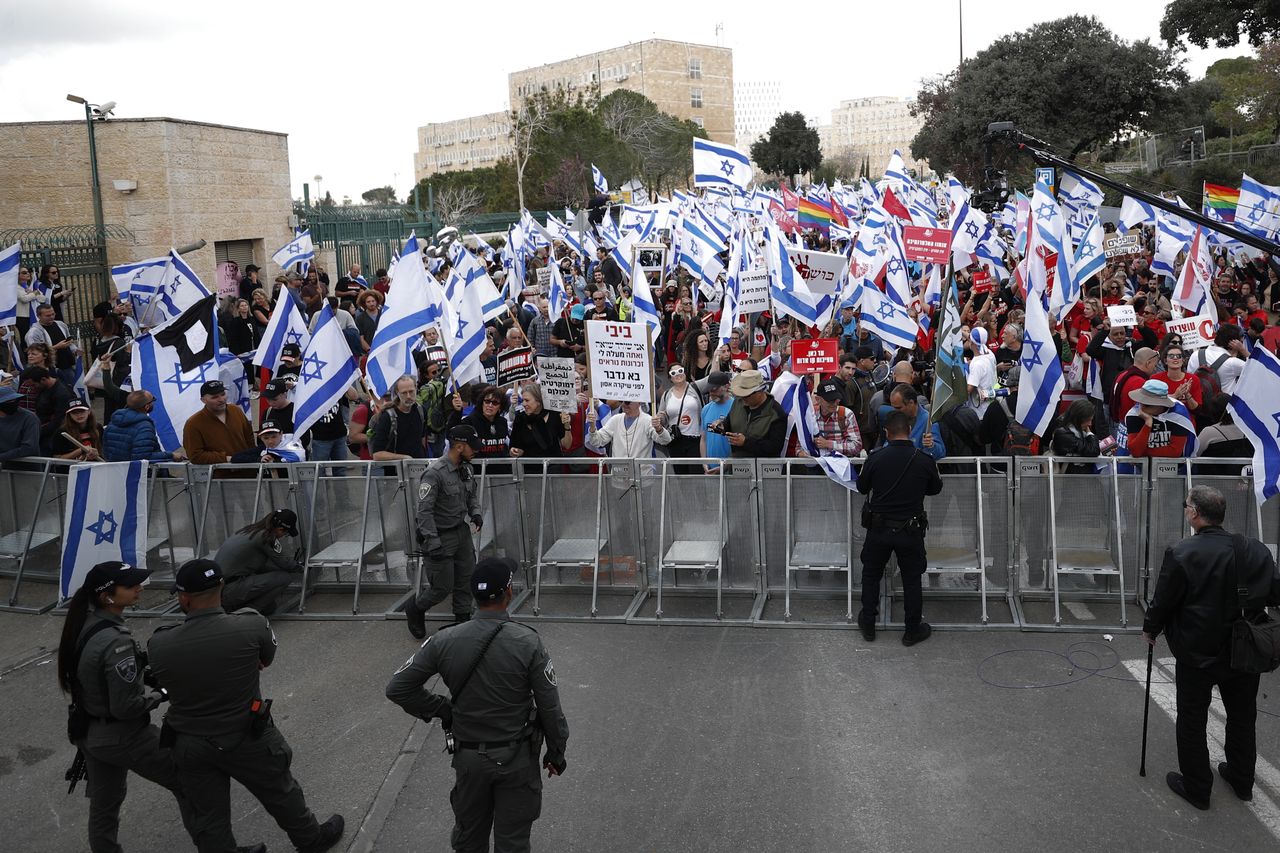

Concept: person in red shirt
[[1150, 344, 1202, 420], [1241, 295, 1269, 329], [1262, 318, 1280, 355], [1125, 379, 1193, 458], [1139, 304, 1167, 340]]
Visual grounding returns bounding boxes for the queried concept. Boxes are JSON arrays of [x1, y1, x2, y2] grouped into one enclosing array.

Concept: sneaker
[[857, 617, 876, 642], [1218, 762, 1253, 802], [902, 622, 932, 647], [404, 599, 426, 640], [1166, 772, 1210, 810], [299, 814, 345, 853]]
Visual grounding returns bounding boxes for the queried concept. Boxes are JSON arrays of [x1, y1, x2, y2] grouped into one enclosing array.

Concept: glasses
[[669, 368, 684, 377], [483, 399, 501, 406], [1166, 353, 1183, 360]]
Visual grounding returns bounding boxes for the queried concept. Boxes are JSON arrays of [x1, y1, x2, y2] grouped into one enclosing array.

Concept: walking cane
[[1139, 643, 1154, 777]]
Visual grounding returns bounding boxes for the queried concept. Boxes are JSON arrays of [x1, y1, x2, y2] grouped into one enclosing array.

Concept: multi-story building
[[734, 80, 782, 151], [413, 111, 513, 182], [817, 96, 927, 176]]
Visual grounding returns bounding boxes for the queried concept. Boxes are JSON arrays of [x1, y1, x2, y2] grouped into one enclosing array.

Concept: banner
[[1165, 313, 1216, 349], [216, 262, 240, 299], [791, 338, 839, 374], [902, 226, 951, 263], [587, 319, 651, 403], [1103, 234, 1141, 258], [537, 356, 577, 413], [738, 270, 770, 313], [784, 247, 848, 296], [497, 345, 536, 386]]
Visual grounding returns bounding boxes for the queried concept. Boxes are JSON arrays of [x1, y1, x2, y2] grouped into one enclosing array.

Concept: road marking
[[1063, 601, 1095, 621], [1123, 656, 1280, 840]]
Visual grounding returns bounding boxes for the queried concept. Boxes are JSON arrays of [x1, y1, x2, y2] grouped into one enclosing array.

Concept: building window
[[215, 239, 258, 271], [689, 58, 702, 79], [691, 88, 702, 109]]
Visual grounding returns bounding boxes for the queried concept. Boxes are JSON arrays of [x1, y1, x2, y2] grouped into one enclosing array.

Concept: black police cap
[[173, 559, 223, 593], [471, 557, 515, 602]]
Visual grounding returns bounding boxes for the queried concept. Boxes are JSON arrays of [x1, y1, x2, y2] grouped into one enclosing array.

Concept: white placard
[[1107, 305, 1137, 328], [785, 247, 848, 296], [737, 270, 770, 313], [535, 267, 552, 290], [537, 356, 577, 414], [586, 320, 652, 403], [1165, 313, 1216, 350]]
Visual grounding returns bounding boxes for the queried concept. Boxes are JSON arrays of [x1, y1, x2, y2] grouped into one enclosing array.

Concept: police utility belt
[[860, 508, 928, 534]]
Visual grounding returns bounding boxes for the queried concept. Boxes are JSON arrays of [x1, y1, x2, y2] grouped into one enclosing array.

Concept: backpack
[[419, 379, 451, 435], [997, 398, 1041, 456], [1194, 351, 1231, 401], [938, 405, 982, 457]]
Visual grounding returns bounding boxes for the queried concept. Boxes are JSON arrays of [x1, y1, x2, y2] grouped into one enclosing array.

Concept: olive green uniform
[[386, 611, 569, 853], [414, 455, 481, 618], [215, 530, 300, 615], [148, 607, 327, 853]]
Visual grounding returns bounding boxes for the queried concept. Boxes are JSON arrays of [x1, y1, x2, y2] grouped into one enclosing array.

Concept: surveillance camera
[[95, 101, 117, 117]]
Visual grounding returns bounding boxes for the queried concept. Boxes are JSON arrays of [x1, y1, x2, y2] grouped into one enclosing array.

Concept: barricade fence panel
[[2, 455, 1275, 626]]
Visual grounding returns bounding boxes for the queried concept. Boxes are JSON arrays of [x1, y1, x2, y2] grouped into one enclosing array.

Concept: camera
[[709, 419, 727, 435]]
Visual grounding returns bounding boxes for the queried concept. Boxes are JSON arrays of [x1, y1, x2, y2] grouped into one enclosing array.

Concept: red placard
[[791, 338, 839, 375], [971, 269, 993, 293], [902, 226, 951, 263]]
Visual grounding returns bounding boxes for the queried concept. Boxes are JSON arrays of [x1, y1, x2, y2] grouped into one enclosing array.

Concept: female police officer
[[56, 561, 202, 853], [215, 508, 304, 615]]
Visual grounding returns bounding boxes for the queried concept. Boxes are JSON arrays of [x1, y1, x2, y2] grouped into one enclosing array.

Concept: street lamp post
[[66, 94, 108, 244]]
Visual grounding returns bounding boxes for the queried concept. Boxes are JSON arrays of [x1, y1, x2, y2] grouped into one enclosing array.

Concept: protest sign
[[1165, 313, 1216, 349], [425, 345, 447, 366], [738, 270, 770, 313], [791, 339, 839, 374], [971, 269, 993, 293], [535, 267, 552, 290], [587, 320, 651, 403], [1103, 235, 1141, 258], [216, 262, 240, 299], [784, 247, 848, 296], [497, 345, 536, 386], [537, 356, 577, 413], [902, 226, 951, 264], [1107, 305, 1137, 327]]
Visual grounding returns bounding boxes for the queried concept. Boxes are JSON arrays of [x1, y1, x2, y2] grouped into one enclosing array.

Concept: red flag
[[769, 200, 800, 234], [881, 187, 913, 223], [830, 199, 849, 229], [780, 183, 800, 212]]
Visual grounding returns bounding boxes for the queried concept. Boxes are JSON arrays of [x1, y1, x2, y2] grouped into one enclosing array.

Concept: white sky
[[0, 0, 1250, 204]]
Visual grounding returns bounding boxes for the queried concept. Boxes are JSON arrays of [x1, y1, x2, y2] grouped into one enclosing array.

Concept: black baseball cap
[[82, 561, 152, 595], [706, 371, 731, 389], [262, 378, 290, 399], [200, 380, 226, 396], [258, 421, 282, 436], [471, 557, 515, 602], [281, 343, 302, 358], [448, 424, 483, 450], [173, 559, 223, 593], [270, 508, 299, 536], [817, 379, 843, 402], [854, 345, 876, 361]]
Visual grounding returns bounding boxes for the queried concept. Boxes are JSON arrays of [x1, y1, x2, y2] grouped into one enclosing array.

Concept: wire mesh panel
[[195, 464, 300, 559], [0, 461, 70, 611], [475, 461, 528, 567], [132, 465, 202, 613]]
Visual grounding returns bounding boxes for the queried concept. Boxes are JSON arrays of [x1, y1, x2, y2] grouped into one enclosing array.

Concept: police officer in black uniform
[[855, 409, 943, 645], [386, 557, 569, 853], [56, 561, 209, 853], [148, 559, 344, 853], [403, 424, 483, 639]]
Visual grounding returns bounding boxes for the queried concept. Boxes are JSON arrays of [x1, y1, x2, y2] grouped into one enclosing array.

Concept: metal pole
[[1139, 642, 1153, 776], [84, 103, 106, 246], [958, 0, 964, 64]]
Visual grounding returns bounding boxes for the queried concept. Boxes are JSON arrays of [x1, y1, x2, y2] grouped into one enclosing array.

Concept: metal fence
[[2, 456, 1276, 632]]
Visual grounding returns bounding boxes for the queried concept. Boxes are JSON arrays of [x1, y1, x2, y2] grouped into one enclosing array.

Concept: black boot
[[404, 598, 426, 640]]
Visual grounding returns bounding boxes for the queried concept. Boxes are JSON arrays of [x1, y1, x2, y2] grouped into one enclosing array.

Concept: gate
[[2, 225, 128, 334]]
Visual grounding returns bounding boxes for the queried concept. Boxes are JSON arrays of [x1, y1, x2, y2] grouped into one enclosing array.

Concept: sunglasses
[[483, 398, 501, 405]]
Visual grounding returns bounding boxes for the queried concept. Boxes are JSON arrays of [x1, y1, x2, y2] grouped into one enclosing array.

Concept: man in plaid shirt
[[807, 379, 864, 457]]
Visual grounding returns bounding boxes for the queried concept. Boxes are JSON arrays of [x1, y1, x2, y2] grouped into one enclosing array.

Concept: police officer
[[148, 559, 344, 853], [386, 557, 569, 853], [215, 508, 303, 615], [403, 424, 483, 639], [55, 561, 209, 853], [855, 409, 943, 645]]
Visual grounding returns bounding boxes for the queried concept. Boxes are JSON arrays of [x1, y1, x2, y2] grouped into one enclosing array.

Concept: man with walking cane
[[1141, 485, 1280, 809]]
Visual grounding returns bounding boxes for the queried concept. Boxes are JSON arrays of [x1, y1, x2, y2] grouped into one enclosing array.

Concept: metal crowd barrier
[[2, 455, 1276, 631]]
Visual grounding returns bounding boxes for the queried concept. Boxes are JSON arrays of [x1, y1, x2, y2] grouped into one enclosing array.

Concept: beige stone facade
[[0, 117, 294, 289], [414, 111, 513, 181], [817, 96, 927, 176]]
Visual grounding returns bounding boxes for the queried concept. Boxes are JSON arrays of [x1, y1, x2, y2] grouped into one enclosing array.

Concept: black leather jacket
[[1144, 526, 1280, 669]]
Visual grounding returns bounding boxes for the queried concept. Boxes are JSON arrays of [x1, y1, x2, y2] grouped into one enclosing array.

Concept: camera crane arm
[[982, 121, 1280, 258]]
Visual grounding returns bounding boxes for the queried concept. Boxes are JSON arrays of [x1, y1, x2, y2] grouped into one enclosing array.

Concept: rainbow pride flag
[[1203, 182, 1240, 223], [796, 196, 832, 233]]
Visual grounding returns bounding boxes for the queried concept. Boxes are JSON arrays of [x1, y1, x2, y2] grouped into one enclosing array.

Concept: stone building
[[816, 96, 927, 176], [0, 116, 295, 315], [414, 111, 513, 181]]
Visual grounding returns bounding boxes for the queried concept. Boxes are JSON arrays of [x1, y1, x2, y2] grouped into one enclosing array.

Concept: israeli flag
[[125, 250, 212, 329], [858, 280, 917, 354], [290, 305, 358, 437], [0, 242, 18, 326], [718, 223, 746, 345], [468, 233, 495, 263], [1236, 173, 1280, 240], [1015, 290, 1065, 438], [253, 287, 311, 373], [592, 163, 608, 194], [771, 372, 857, 491], [1119, 196, 1156, 232], [220, 352, 252, 415], [5, 328, 23, 372], [441, 259, 488, 388], [111, 255, 168, 311], [367, 233, 444, 396], [1173, 226, 1214, 317], [693, 138, 752, 192], [130, 305, 223, 452], [60, 461, 149, 600], [448, 240, 506, 321], [764, 224, 832, 328], [1068, 212, 1105, 318], [271, 229, 316, 271], [1027, 180, 1075, 312], [1228, 346, 1280, 506], [1152, 204, 1195, 280], [546, 256, 569, 321]]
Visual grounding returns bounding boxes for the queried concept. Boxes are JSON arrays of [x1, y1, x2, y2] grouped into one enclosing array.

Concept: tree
[[910, 15, 1186, 182], [1160, 0, 1280, 48], [751, 112, 822, 177], [361, 186, 397, 205], [597, 90, 703, 198], [511, 92, 556, 211], [433, 185, 483, 227]]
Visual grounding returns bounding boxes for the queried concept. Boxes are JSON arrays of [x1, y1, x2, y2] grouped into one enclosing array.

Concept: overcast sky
[[0, 0, 1249, 204]]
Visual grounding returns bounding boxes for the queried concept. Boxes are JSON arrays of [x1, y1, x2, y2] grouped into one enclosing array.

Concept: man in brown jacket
[[182, 380, 254, 465]]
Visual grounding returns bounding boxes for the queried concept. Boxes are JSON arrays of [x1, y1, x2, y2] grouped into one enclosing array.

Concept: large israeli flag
[[0, 242, 18, 326], [1228, 346, 1280, 506], [771, 372, 858, 491], [1118, 196, 1156, 232], [1015, 290, 1066, 438], [858, 281, 917, 353], [592, 163, 608, 194], [60, 461, 149, 600], [1027, 180, 1075, 310], [1236, 173, 1280, 240], [271, 229, 316, 270], [693, 138, 752, 192], [442, 256, 488, 387], [1067, 212, 1105, 320], [1152, 204, 1196, 280], [448, 240, 506, 321], [546, 256, 569, 321], [367, 232, 444, 396], [253, 287, 311, 373], [764, 224, 832, 328], [128, 250, 212, 329], [291, 304, 358, 437], [130, 303, 222, 451]]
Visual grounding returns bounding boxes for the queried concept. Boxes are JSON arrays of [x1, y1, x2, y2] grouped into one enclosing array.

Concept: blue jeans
[[309, 437, 348, 477]]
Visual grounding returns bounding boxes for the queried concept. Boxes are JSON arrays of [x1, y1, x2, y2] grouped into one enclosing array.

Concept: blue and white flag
[[448, 240, 506, 321], [771, 371, 857, 491], [5, 326, 23, 371], [367, 232, 444, 396], [442, 253, 488, 388], [1119, 196, 1157, 232], [1027, 180, 1075, 312], [546, 256, 569, 321], [291, 305, 358, 437], [764, 224, 832, 328], [60, 461, 149, 600], [1236, 173, 1280, 240], [592, 163, 608, 194], [718, 223, 746, 345], [271, 229, 315, 271], [1015, 289, 1065, 438], [1228, 346, 1280, 505], [1152, 203, 1196, 280], [468, 233, 495, 262], [0, 242, 18, 326], [130, 303, 223, 452], [117, 250, 212, 329], [1068, 212, 1105, 319], [253, 287, 311, 373], [858, 281, 917, 354], [693, 138, 752, 192]]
